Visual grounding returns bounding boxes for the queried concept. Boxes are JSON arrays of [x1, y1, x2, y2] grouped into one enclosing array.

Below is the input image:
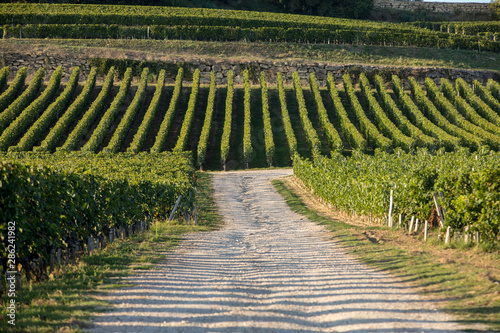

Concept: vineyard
[[0, 2, 499, 330], [0, 64, 499, 243], [1, 66, 500, 164], [0, 3, 499, 52]]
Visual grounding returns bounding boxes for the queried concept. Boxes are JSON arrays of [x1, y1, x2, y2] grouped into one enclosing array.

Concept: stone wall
[[373, 0, 491, 14], [1, 52, 498, 88]]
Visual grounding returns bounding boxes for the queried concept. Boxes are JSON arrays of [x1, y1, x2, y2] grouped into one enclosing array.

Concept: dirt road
[[89, 169, 468, 332]]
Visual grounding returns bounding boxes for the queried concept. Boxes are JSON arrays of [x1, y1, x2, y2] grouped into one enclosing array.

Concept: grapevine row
[[473, 80, 500, 115], [0, 67, 27, 114], [220, 70, 234, 169], [0, 67, 62, 151], [260, 72, 275, 167], [151, 67, 183, 153], [343, 74, 392, 151], [81, 68, 132, 152], [173, 69, 200, 152], [373, 75, 436, 150], [359, 73, 414, 151], [309, 73, 343, 151], [0, 67, 44, 134], [196, 71, 216, 169], [35, 68, 98, 152], [242, 69, 253, 168], [456, 78, 500, 128], [423, 78, 494, 150], [276, 72, 298, 157], [408, 77, 482, 151], [1, 152, 196, 267], [292, 72, 321, 156], [441, 79, 500, 136], [103, 67, 149, 153], [0, 67, 9, 92], [128, 69, 166, 154], [488, 79, 500, 101], [391, 75, 460, 151], [4, 23, 498, 53], [326, 74, 366, 151], [294, 149, 500, 243], [59, 67, 115, 151], [11, 67, 80, 152]]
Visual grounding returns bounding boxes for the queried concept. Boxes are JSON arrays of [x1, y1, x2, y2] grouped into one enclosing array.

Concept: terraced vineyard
[[1, 65, 500, 170], [1, 3, 499, 52]]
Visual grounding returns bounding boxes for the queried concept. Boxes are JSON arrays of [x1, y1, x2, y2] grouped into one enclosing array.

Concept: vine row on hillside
[[0, 67, 63, 151], [128, 69, 166, 154], [0, 68, 44, 134], [260, 72, 275, 167], [81, 68, 133, 152], [59, 67, 115, 151], [242, 69, 253, 167], [359, 73, 414, 151], [151, 67, 183, 153], [197, 71, 217, 169], [292, 72, 321, 156], [174, 69, 200, 152], [277, 72, 298, 157], [309, 72, 342, 151], [11, 67, 80, 152], [104, 67, 150, 153], [35, 68, 98, 152]]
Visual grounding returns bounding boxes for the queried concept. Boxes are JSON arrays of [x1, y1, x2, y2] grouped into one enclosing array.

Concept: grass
[[273, 177, 500, 332], [0, 171, 222, 333], [1, 39, 500, 72]]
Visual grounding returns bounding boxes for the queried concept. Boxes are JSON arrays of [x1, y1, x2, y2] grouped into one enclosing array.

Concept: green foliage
[[0, 67, 27, 114], [294, 149, 500, 244], [0, 66, 9, 92], [128, 69, 166, 154], [326, 74, 366, 151], [173, 69, 200, 152], [373, 75, 436, 150], [424, 77, 494, 151], [343, 73, 392, 151], [408, 76, 481, 151], [309, 72, 343, 151], [0, 67, 44, 134], [292, 72, 321, 156], [276, 72, 298, 158], [81, 67, 132, 152], [220, 70, 234, 167], [151, 67, 183, 153], [359, 73, 413, 151], [456, 78, 500, 128], [0, 151, 195, 261], [260, 72, 275, 167], [35, 68, 98, 152], [59, 67, 115, 151], [197, 71, 216, 169], [391, 75, 459, 151], [473, 80, 500, 116], [242, 69, 253, 167], [441, 78, 500, 137], [0, 67, 62, 151], [105, 67, 150, 153], [0, 3, 498, 52], [11, 67, 80, 152]]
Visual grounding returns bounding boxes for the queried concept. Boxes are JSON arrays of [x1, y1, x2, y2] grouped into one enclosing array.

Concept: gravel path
[[89, 169, 468, 333]]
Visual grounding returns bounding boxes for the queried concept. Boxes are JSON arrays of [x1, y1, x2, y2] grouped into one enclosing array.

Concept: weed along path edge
[[89, 169, 470, 333]]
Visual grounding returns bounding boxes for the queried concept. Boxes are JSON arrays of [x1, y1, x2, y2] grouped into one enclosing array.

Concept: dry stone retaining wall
[[1, 52, 498, 87]]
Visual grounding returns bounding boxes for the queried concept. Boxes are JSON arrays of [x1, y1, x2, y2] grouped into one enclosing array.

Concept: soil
[[88, 169, 474, 333]]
